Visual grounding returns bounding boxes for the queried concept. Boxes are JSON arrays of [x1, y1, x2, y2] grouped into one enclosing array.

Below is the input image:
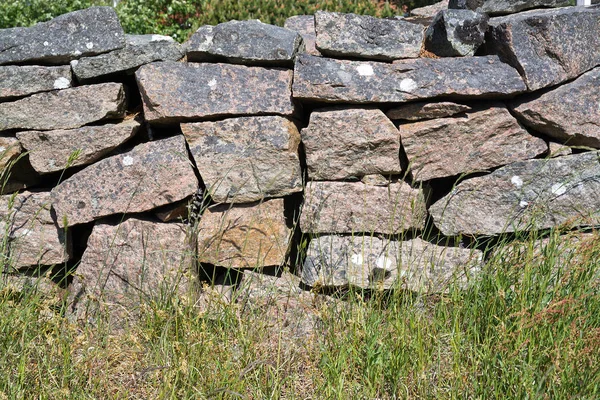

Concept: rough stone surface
[[301, 108, 401, 180], [71, 34, 184, 82], [186, 20, 303, 66], [17, 119, 139, 174], [136, 61, 295, 124], [430, 151, 600, 236], [400, 106, 547, 181], [292, 54, 526, 104], [0, 7, 125, 65], [300, 181, 427, 234], [0, 65, 72, 100], [510, 67, 600, 148], [386, 101, 471, 121], [1, 273, 63, 303], [0, 83, 126, 132], [0, 136, 22, 172], [284, 15, 321, 56], [424, 10, 488, 57], [449, 0, 570, 16], [314, 11, 424, 61], [51, 135, 197, 227], [487, 7, 600, 91], [182, 116, 303, 203], [197, 199, 291, 269], [411, 0, 450, 17], [548, 142, 571, 158], [303, 235, 483, 292]]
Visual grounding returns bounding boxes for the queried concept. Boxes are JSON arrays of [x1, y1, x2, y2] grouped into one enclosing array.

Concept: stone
[[185, 20, 303, 66], [300, 181, 427, 234], [429, 151, 600, 236], [67, 218, 197, 327], [183, 116, 302, 203], [424, 10, 488, 57], [510, 68, 600, 148], [292, 54, 526, 104], [411, 0, 450, 18], [548, 142, 571, 158], [71, 34, 184, 83], [386, 101, 471, 121], [284, 15, 321, 56], [487, 7, 600, 91], [51, 135, 197, 227], [0, 7, 125, 65], [1, 273, 63, 303], [301, 108, 401, 180], [0, 136, 22, 172], [400, 105, 547, 181], [449, 0, 570, 16], [0, 65, 72, 100], [154, 198, 191, 222], [197, 199, 291, 269], [314, 11, 424, 61], [136, 61, 295, 124], [0, 83, 126, 132], [0, 156, 40, 195], [17, 119, 139, 174], [302, 235, 483, 292]]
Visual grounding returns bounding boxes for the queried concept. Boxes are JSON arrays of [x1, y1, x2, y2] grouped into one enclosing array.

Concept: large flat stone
[[292, 54, 526, 104], [182, 116, 302, 203], [424, 10, 488, 57], [0, 7, 125, 65], [449, 0, 570, 16], [301, 107, 401, 180], [487, 7, 600, 91], [0, 83, 126, 132], [400, 106, 547, 181], [430, 151, 600, 236], [136, 61, 295, 124], [386, 101, 471, 121], [300, 181, 427, 234], [284, 15, 321, 56], [0, 65, 72, 100], [51, 135, 197, 227]]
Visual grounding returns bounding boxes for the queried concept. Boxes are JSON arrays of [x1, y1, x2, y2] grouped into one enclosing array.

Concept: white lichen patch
[[151, 34, 173, 42], [399, 78, 417, 92], [375, 256, 393, 271], [551, 182, 567, 196], [71, 59, 79, 67], [519, 200, 529, 208], [73, 50, 82, 56], [53, 77, 70, 90], [356, 64, 374, 76], [122, 156, 134, 166], [208, 78, 217, 89], [511, 175, 523, 188], [0, 146, 5, 153], [350, 253, 363, 265], [43, 41, 49, 46], [86, 42, 94, 50]]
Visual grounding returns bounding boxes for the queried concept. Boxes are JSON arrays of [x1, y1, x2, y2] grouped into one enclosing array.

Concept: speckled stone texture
[[400, 106, 547, 181], [430, 151, 600, 236], [0, 65, 72, 100], [51, 135, 197, 227], [0, 7, 125, 65], [197, 199, 292, 269], [487, 7, 600, 91], [292, 54, 526, 104], [424, 10, 488, 57], [449, 0, 570, 16], [386, 101, 471, 121], [284, 15, 321, 56], [136, 61, 295, 124], [182, 116, 302, 203], [411, 0, 450, 17], [300, 181, 427, 234], [301, 108, 401, 180], [0, 136, 22, 172], [0, 82, 126, 132]]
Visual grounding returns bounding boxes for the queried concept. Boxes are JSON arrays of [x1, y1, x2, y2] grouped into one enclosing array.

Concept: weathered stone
[[424, 10, 488, 57], [510, 68, 600, 148], [67, 218, 197, 327], [292, 54, 526, 103], [300, 181, 427, 234], [136, 61, 295, 124], [186, 20, 303, 66], [0, 65, 72, 100], [0, 136, 22, 172], [284, 15, 321, 56], [0, 7, 125, 66], [411, 0, 450, 17], [71, 34, 184, 83], [449, 0, 570, 16], [51, 135, 197, 227], [386, 101, 471, 121], [400, 106, 547, 181], [1, 273, 63, 303], [197, 199, 291, 268], [548, 142, 571, 158], [430, 151, 600, 236], [17, 119, 139, 174], [0, 83, 126, 132], [303, 235, 483, 292], [314, 11, 424, 61], [487, 7, 600, 91], [301, 108, 401, 180]]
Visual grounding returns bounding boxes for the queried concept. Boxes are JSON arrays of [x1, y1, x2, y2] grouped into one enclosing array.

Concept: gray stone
[[301, 107, 401, 180], [386, 101, 471, 121], [0, 65, 72, 100], [411, 0, 450, 18], [284, 15, 320, 56], [430, 151, 600, 236], [400, 105, 547, 181], [449, 0, 570, 16], [136, 61, 295, 124], [51, 135, 197, 227], [71, 34, 184, 83], [292, 54, 526, 104], [0, 7, 125, 65], [424, 10, 488, 57], [314, 11, 424, 61], [182, 116, 302, 203], [0, 136, 22, 172], [487, 7, 600, 91], [185, 20, 303, 66], [0, 83, 126, 132], [17, 119, 139, 174], [300, 181, 427, 234]]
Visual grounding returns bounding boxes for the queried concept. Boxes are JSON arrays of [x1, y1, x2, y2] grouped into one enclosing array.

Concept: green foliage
[[0, 0, 108, 28]]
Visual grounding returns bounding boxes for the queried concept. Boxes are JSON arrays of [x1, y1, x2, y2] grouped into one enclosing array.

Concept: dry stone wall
[[1, 4, 599, 326]]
